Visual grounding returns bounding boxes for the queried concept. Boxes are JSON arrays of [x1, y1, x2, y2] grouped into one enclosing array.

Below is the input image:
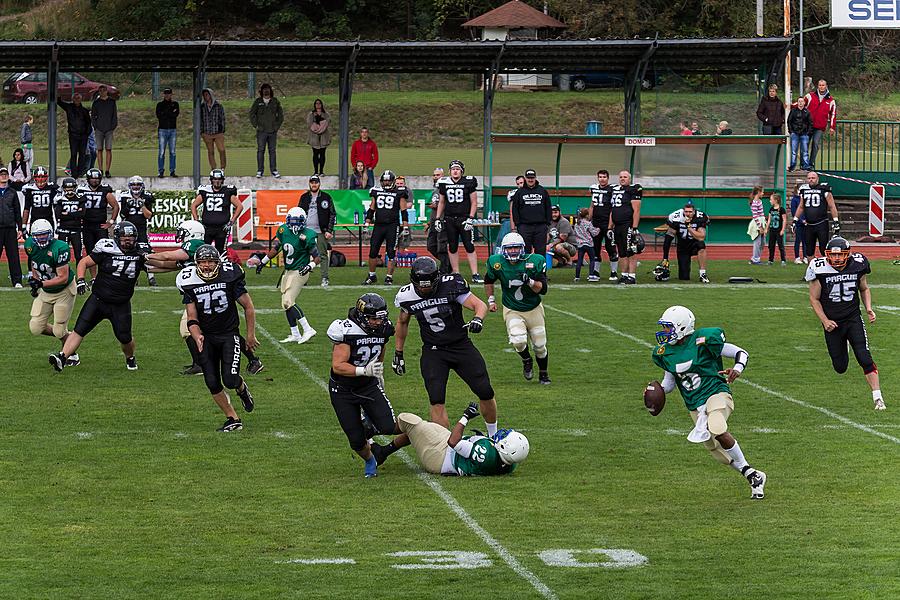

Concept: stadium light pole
[[798, 0, 806, 93], [757, 0, 764, 35]]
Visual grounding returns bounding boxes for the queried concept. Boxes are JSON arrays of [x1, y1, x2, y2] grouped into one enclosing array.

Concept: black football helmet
[[352, 293, 389, 333], [380, 170, 396, 189], [410, 256, 441, 296], [33, 165, 49, 187], [86, 168, 103, 188], [630, 231, 646, 255], [61, 177, 78, 198], [209, 169, 225, 189], [114, 220, 138, 251], [195, 244, 222, 281], [448, 160, 465, 175], [825, 236, 851, 269]]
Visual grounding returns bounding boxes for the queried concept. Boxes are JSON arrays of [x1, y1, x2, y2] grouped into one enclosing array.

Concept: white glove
[[357, 360, 384, 378], [463, 218, 474, 232]]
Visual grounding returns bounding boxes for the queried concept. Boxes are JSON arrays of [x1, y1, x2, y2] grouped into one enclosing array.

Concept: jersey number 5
[[422, 307, 446, 333]]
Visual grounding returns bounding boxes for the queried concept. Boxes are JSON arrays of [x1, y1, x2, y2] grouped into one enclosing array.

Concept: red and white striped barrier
[[236, 188, 254, 243], [869, 184, 885, 238]]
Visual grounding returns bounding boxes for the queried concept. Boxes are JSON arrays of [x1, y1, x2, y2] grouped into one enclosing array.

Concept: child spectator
[[748, 186, 766, 265], [766, 193, 787, 265], [572, 207, 600, 282], [20, 115, 33, 170]]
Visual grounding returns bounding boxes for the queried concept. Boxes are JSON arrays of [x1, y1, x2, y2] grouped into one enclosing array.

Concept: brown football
[[643, 380, 666, 416]]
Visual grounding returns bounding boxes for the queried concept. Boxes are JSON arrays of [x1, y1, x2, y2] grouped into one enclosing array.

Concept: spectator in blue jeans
[[156, 87, 179, 176], [789, 184, 808, 263], [787, 96, 812, 171]]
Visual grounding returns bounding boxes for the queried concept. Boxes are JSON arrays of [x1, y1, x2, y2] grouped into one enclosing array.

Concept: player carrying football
[[650, 305, 767, 499], [363, 170, 409, 285], [178, 244, 257, 432], [393, 256, 498, 434], [484, 232, 551, 383], [805, 237, 884, 410], [256, 207, 320, 344]]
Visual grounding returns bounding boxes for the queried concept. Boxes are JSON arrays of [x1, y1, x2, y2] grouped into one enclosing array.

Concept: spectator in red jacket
[[804, 79, 837, 169], [350, 127, 378, 186]]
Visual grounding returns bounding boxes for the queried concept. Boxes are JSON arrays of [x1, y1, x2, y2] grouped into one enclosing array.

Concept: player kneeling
[[372, 403, 528, 476], [178, 244, 257, 432], [649, 306, 767, 499]]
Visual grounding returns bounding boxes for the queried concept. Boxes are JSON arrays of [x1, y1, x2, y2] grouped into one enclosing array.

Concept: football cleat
[[587, 275, 600, 282], [237, 383, 254, 413], [699, 273, 711, 284], [49, 352, 65, 372], [522, 357, 534, 381], [384, 274, 393, 285], [747, 469, 767, 499], [609, 271, 619, 282], [874, 397, 886, 411], [126, 356, 138, 371], [217, 417, 243, 432], [362, 274, 377, 285], [182, 364, 203, 376], [298, 329, 317, 344], [321, 277, 330, 288], [539, 373, 551, 385], [361, 411, 377, 441], [247, 358, 265, 375], [471, 273, 484, 284], [370, 443, 389, 466], [280, 334, 301, 343], [65, 354, 81, 367]]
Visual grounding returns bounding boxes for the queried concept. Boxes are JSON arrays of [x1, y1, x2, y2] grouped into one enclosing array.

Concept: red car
[[1, 72, 120, 104]]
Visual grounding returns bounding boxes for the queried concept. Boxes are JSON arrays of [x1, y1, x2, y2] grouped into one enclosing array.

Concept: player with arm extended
[[393, 256, 498, 434], [792, 171, 839, 261], [177, 244, 257, 432], [372, 402, 529, 475], [362, 170, 409, 285], [328, 293, 402, 478], [649, 305, 767, 499], [255, 207, 320, 344], [805, 237, 884, 410], [484, 232, 551, 384], [434, 160, 482, 282], [191, 169, 242, 253], [118, 175, 156, 286]]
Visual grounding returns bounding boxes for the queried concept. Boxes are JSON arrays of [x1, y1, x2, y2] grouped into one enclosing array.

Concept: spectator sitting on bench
[[547, 205, 576, 267]]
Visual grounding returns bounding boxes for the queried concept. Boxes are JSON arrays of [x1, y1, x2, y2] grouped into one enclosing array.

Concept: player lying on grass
[[648, 305, 767, 499], [371, 402, 529, 476]]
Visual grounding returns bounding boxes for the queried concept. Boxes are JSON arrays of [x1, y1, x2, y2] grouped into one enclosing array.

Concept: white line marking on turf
[[763, 307, 795, 310], [575, 348, 592, 353], [544, 304, 900, 447], [75, 431, 94, 439], [257, 324, 558, 600], [272, 431, 292, 439], [276, 558, 356, 565]]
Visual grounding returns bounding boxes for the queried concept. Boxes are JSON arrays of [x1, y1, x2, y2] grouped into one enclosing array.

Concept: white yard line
[[257, 325, 558, 600], [544, 304, 900, 447]]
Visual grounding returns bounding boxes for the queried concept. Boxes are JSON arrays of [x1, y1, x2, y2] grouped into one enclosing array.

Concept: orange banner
[[255, 189, 303, 240]]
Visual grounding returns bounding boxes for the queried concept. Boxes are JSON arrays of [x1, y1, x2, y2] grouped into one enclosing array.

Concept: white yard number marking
[[537, 549, 649, 568], [829, 281, 857, 303], [388, 551, 491, 570], [422, 307, 446, 332]]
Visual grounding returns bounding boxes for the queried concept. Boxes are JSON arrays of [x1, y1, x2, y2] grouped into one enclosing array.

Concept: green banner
[[328, 189, 436, 225]]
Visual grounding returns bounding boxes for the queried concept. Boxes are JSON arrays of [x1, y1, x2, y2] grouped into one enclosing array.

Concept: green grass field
[[2, 259, 899, 599]]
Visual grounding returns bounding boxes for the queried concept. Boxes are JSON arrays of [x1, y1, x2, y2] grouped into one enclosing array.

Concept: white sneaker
[[66, 353, 81, 367], [14, 283, 22, 289], [793, 257, 803, 264], [272, 171, 281, 179], [874, 397, 887, 411], [280, 334, 301, 343], [747, 469, 767, 500], [298, 329, 317, 344], [256, 171, 263, 178], [587, 275, 600, 282]]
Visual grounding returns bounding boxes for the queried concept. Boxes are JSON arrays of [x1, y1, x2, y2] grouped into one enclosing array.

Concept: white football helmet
[[176, 219, 205, 243], [500, 232, 526, 263], [494, 430, 530, 465], [656, 305, 695, 345], [286, 207, 307, 234], [128, 175, 145, 197], [31, 219, 54, 247]]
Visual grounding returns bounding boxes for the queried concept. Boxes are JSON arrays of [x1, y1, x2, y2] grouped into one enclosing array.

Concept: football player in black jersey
[[178, 244, 258, 432], [49, 221, 150, 372], [393, 256, 498, 434], [363, 170, 409, 285], [661, 203, 710, 282], [191, 169, 243, 252], [792, 171, 839, 261], [328, 293, 401, 477], [79, 169, 119, 281], [434, 160, 483, 283], [119, 175, 157, 286], [587, 169, 619, 281], [22, 166, 58, 230], [608, 170, 643, 284], [53, 177, 86, 264], [805, 237, 884, 410]]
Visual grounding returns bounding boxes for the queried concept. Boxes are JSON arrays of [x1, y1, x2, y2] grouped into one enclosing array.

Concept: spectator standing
[[715, 121, 733, 135], [748, 186, 766, 265], [305, 99, 331, 176], [509, 169, 552, 257], [787, 96, 813, 171], [572, 208, 600, 282], [790, 184, 808, 263], [348, 160, 369, 190], [57, 93, 91, 178], [20, 114, 33, 169], [85, 130, 97, 172], [547, 205, 576, 267], [8, 148, 30, 191], [200, 88, 226, 171], [298, 175, 336, 287], [90, 85, 118, 177], [249, 83, 284, 179], [0, 167, 23, 287], [766, 193, 787, 265], [156, 87, 179, 177], [426, 167, 451, 274], [804, 79, 837, 169], [756, 84, 785, 136], [350, 128, 378, 185]]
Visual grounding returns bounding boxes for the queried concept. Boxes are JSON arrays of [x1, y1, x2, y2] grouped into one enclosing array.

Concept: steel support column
[[483, 44, 505, 208], [338, 43, 360, 189], [192, 67, 204, 189], [48, 44, 59, 179], [624, 38, 657, 135]]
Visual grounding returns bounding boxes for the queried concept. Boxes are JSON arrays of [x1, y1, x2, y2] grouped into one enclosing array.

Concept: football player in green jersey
[[651, 305, 767, 499], [372, 402, 529, 476], [25, 219, 80, 365], [484, 232, 550, 383], [256, 207, 320, 344]]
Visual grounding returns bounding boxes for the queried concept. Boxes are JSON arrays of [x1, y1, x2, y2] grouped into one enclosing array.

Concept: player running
[[178, 244, 257, 432], [805, 237, 884, 410], [256, 207, 320, 344], [484, 232, 551, 383], [393, 256, 498, 434], [191, 169, 242, 252], [21, 166, 58, 230], [327, 293, 400, 478], [49, 221, 149, 372], [25, 219, 79, 365], [362, 170, 409, 286], [792, 171, 839, 261], [587, 169, 619, 281], [650, 305, 767, 499], [118, 175, 156, 286], [79, 168, 119, 281], [434, 160, 482, 282]]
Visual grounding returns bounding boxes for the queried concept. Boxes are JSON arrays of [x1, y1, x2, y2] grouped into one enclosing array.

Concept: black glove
[[29, 277, 42, 297], [392, 351, 406, 375], [76, 278, 87, 295], [521, 273, 533, 287], [298, 263, 314, 276], [136, 242, 152, 255], [467, 316, 484, 334], [223, 221, 233, 233], [255, 261, 265, 275], [831, 220, 841, 236], [462, 402, 480, 420], [433, 219, 443, 233], [606, 229, 615, 241], [791, 218, 797, 234]]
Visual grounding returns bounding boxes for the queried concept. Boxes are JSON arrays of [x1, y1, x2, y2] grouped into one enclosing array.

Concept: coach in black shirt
[[0, 167, 24, 286], [509, 169, 552, 256]]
